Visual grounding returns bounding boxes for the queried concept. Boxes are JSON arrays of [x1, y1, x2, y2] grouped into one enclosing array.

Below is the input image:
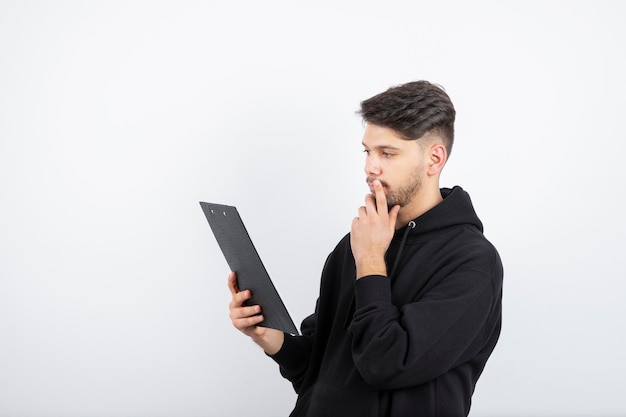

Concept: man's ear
[[427, 143, 447, 176]]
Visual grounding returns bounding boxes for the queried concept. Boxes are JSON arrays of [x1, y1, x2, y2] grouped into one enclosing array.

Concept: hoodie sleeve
[[270, 306, 316, 393], [348, 251, 502, 390], [269, 248, 339, 393]]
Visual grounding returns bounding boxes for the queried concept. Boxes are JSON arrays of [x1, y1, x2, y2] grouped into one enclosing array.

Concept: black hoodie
[[272, 187, 503, 417]]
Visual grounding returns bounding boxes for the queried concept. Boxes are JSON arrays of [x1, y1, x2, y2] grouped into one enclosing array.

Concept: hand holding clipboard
[[200, 202, 299, 335]]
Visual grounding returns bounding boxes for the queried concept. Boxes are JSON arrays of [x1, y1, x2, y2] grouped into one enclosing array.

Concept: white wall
[[1, 1, 625, 416]]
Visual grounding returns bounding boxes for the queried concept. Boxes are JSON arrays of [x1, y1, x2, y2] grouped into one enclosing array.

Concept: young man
[[227, 81, 503, 416]]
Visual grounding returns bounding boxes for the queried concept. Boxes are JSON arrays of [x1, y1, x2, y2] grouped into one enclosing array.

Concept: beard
[[368, 169, 423, 208]]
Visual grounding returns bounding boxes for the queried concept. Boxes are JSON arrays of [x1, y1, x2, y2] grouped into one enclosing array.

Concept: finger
[[363, 193, 377, 216], [372, 180, 388, 215], [232, 288, 252, 307], [351, 216, 360, 233], [232, 314, 265, 330], [230, 304, 262, 320], [227, 271, 239, 295]]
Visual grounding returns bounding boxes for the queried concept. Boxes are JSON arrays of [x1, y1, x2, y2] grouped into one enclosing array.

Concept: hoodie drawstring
[[388, 220, 416, 279]]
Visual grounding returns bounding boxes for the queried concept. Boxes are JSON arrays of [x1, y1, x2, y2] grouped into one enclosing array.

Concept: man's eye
[[363, 150, 371, 156], [383, 152, 394, 158]]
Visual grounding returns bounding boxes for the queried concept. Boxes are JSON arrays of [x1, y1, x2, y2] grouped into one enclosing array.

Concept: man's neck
[[395, 186, 443, 229]]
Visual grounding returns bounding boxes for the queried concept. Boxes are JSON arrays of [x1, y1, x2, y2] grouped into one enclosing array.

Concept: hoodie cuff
[[269, 332, 308, 371], [354, 275, 392, 308]]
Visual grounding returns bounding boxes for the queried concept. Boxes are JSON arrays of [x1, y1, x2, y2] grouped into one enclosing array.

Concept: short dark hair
[[358, 80, 456, 155]]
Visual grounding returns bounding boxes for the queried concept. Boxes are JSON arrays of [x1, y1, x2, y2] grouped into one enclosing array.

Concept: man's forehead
[[362, 125, 417, 149]]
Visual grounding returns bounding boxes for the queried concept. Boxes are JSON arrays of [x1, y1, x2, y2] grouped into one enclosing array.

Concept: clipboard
[[200, 202, 299, 335]]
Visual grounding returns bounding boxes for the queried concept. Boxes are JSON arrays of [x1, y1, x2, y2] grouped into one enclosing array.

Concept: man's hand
[[350, 180, 400, 279], [227, 271, 284, 355]]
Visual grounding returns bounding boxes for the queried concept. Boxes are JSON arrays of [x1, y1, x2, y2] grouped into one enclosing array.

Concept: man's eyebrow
[[361, 142, 402, 150]]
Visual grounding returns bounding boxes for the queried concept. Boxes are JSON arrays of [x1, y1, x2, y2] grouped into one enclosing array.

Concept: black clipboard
[[200, 202, 299, 335]]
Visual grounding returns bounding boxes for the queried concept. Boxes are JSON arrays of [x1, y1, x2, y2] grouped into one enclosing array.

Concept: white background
[[1, 1, 625, 416]]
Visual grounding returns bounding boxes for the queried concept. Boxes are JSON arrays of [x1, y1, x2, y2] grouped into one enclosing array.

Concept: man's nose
[[365, 154, 381, 176]]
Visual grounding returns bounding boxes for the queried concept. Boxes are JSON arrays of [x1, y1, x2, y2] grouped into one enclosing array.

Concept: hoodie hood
[[393, 186, 484, 242]]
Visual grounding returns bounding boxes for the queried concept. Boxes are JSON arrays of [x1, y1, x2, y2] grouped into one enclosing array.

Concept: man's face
[[361, 124, 425, 208]]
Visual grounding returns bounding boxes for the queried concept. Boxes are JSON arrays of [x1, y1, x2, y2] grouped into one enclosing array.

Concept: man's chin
[[385, 195, 407, 208]]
